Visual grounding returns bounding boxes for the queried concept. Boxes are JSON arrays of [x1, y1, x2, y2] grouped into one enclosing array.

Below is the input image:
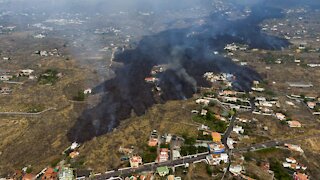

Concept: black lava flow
[[67, 5, 290, 142]]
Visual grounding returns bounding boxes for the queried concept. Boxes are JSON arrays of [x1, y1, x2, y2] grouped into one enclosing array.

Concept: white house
[[84, 88, 92, 94], [275, 113, 286, 120], [233, 126, 244, 134], [196, 99, 210, 106], [229, 165, 243, 175]]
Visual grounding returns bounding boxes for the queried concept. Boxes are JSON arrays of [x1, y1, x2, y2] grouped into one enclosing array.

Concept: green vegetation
[[27, 104, 44, 113], [208, 101, 216, 107], [180, 134, 207, 156], [300, 63, 308, 68], [206, 164, 213, 175], [180, 146, 197, 156], [265, 89, 276, 96], [193, 111, 228, 133], [280, 120, 287, 125], [25, 167, 33, 173], [38, 69, 59, 85], [270, 159, 291, 180], [203, 91, 217, 97], [239, 93, 250, 99], [182, 134, 196, 145], [70, 156, 86, 169], [262, 53, 294, 64], [314, 105, 320, 112], [197, 146, 208, 153], [243, 153, 253, 161], [73, 90, 86, 101], [263, 53, 276, 64], [255, 147, 278, 154], [142, 146, 157, 163], [160, 143, 170, 149], [50, 158, 61, 167], [197, 131, 212, 141], [180, 145, 208, 156]]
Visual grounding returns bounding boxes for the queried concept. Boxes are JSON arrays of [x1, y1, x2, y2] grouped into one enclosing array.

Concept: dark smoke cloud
[[4, 0, 317, 142], [67, 1, 291, 142]]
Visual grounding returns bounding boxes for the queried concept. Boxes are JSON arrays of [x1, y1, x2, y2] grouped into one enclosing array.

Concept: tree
[[270, 159, 291, 180], [73, 90, 85, 101]]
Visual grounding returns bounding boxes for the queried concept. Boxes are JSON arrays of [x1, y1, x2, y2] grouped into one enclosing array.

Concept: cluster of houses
[[149, 131, 184, 163], [9, 166, 75, 180], [206, 132, 228, 166], [217, 90, 251, 111], [199, 71, 313, 178], [261, 8, 312, 46], [203, 72, 234, 87], [118, 146, 139, 167], [68, 142, 80, 159], [9, 142, 95, 180], [0, 69, 36, 82], [0, 25, 16, 33], [19, 69, 36, 80], [196, 91, 251, 112], [224, 43, 248, 52], [253, 96, 279, 115], [287, 94, 320, 115], [0, 74, 13, 81], [283, 157, 307, 171], [115, 130, 187, 179], [33, 49, 61, 57], [150, 64, 168, 75], [251, 81, 265, 92], [227, 152, 248, 177], [118, 130, 185, 170], [144, 65, 170, 93], [144, 64, 168, 84], [225, 126, 250, 177], [0, 86, 12, 95], [301, 97, 320, 115], [281, 143, 309, 179], [253, 96, 304, 128]]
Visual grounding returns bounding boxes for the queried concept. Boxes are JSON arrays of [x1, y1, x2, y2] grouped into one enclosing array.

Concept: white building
[[229, 165, 243, 175], [196, 99, 210, 106], [206, 153, 228, 166], [84, 88, 92, 94], [227, 138, 236, 149], [275, 113, 286, 120], [233, 126, 244, 134], [172, 150, 181, 160]]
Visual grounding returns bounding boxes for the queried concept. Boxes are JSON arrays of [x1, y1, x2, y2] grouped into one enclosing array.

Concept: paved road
[[0, 108, 56, 116], [235, 133, 320, 153], [94, 153, 209, 179], [93, 103, 320, 180], [222, 114, 237, 146]]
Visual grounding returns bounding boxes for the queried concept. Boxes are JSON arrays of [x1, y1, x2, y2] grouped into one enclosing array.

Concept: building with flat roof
[[211, 132, 221, 142], [58, 167, 74, 180], [156, 166, 169, 177]]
